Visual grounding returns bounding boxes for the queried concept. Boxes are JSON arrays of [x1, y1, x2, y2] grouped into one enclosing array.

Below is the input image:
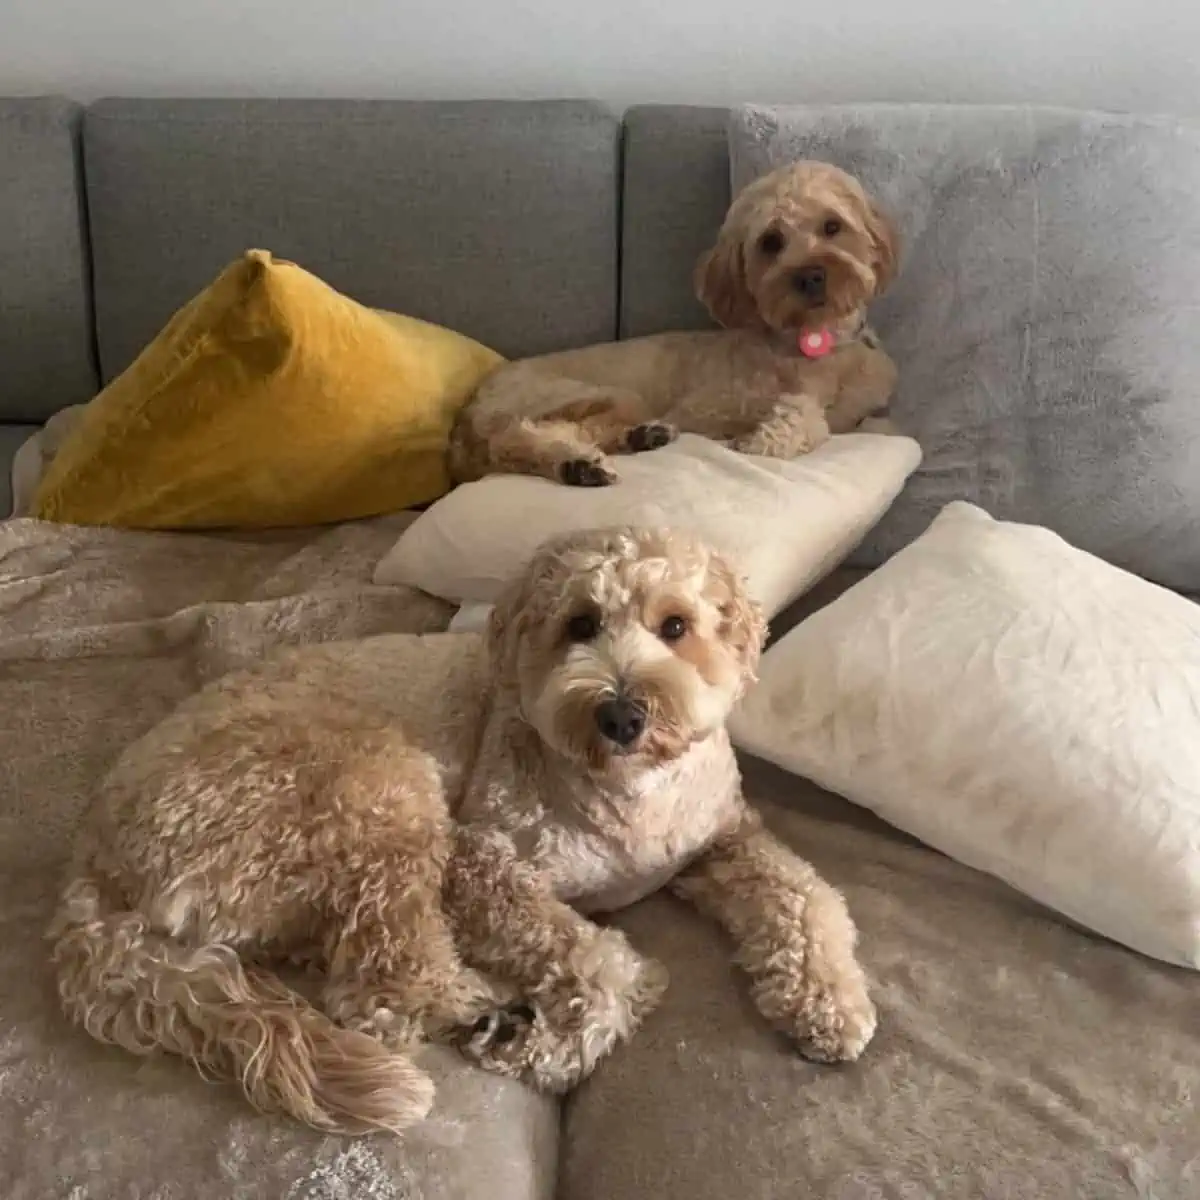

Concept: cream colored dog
[[450, 160, 899, 487], [50, 527, 876, 1137]]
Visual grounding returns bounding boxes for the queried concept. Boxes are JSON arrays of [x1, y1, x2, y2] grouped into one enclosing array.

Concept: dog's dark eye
[[757, 230, 785, 257], [659, 615, 688, 642], [822, 217, 843, 237], [566, 613, 600, 642]]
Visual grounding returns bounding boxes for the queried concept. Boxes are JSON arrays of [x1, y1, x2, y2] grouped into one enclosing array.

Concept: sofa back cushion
[[619, 105, 729, 339], [0, 98, 97, 421], [83, 99, 621, 381]]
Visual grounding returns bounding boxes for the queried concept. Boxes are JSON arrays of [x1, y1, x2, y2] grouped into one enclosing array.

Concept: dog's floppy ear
[[866, 202, 901, 295], [486, 543, 561, 675], [706, 550, 767, 689], [486, 572, 532, 676], [694, 231, 756, 328]]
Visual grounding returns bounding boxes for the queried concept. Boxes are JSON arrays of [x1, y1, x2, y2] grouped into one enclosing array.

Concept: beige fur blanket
[[0, 515, 565, 1200], [2, 515, 1196, 1199]]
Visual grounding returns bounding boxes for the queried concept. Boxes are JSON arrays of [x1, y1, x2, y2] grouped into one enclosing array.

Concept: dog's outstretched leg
[[445, 828, 667, 1091], [728, 393, 830, 458], [670, 808, 876, 1063]]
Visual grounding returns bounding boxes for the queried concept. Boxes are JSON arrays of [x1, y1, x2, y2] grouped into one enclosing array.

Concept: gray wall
[[2, 0, 1198, 113]]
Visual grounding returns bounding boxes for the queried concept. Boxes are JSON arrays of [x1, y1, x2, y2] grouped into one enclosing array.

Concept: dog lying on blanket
[[449, 160, 900, 488], [50, 527, 876, 1136]]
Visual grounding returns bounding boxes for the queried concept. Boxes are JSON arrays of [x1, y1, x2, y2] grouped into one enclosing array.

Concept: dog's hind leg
[[484, 415, 622, 488], [450, 386, 671, 487], [549, 392, 677, 460], [318, 749, 498, 1046], [53, 713, 466, 1136]]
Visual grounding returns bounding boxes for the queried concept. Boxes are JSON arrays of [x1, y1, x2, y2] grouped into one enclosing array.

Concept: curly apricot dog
[[449, 160, 900, 487], [50, 528, 875, 1137]]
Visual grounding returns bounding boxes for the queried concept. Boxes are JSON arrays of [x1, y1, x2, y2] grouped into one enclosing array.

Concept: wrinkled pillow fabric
[[375, 432, 921, 619], [731, 501, 1200, 968], [33, 250, 503, 529], [730, 103, 1200, 592]]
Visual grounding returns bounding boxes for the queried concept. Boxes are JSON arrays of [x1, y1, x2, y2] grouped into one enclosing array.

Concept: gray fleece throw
[[731, 104, 1200, 591]]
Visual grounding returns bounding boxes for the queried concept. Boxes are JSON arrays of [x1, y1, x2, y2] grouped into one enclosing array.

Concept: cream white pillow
[[375, 433, 921, 617], [730, 502, 1200, 968]]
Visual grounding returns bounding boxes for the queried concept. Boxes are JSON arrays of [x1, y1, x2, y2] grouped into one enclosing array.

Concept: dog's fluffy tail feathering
[[48, 876, 434, 1136]]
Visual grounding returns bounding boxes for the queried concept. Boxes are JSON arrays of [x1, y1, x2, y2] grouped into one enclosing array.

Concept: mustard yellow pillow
[[33, 250, 504, 529]]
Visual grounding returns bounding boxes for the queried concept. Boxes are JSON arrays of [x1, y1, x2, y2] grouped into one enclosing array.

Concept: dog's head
[[487, 527, 765, 773], [695, 160, 898, 335]]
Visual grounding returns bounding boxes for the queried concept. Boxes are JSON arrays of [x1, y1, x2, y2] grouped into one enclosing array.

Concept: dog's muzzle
[[594, 697, 647, 748], [791, 265, 826, 302]]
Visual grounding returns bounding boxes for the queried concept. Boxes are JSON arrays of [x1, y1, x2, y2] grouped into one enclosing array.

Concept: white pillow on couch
[[375, 433, 921, 618], [730, 501, 1200, 968]]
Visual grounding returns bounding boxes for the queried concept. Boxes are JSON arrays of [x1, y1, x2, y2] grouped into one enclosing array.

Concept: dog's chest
[[768, 348, 844, 397], [527, 747, 742, 914]]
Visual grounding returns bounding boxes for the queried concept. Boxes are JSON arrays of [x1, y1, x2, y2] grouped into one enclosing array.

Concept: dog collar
[[797, 329, 835, 358]]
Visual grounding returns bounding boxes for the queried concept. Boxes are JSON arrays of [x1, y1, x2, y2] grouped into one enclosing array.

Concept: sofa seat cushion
[[560, 758, 1200, 1199]]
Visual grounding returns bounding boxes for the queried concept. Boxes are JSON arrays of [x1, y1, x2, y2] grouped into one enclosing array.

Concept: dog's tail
[[49, 875, 434, 1136]]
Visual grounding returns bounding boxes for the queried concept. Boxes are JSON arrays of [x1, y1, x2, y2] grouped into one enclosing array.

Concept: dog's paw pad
[[468, 1003, 537, 1047], [469, 1012, 497, 1037], [626, 423, 676, 452], [560, 458, 616, 487], [728, 435, 766, 456]]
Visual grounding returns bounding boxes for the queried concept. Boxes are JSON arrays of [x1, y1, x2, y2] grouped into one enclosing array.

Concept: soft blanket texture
[[731, 103, 1200, 593], [0, 514, 563, 1200], [1, 517, 1196, 1198]]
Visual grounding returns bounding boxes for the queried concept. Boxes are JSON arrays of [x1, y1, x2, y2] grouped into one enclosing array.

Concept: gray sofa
[[1, 96, 1196, 1199]]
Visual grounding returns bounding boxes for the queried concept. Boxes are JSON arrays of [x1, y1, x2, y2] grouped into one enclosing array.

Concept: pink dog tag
[[798, 329, 834, 358]]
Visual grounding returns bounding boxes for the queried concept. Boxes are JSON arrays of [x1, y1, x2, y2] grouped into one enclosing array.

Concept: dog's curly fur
[[449, 160, 901, 487], [49, 527, 875, 1136]]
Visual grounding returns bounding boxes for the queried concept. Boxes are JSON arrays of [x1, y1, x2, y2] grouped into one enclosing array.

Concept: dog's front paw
[[625, 422, 677, 453], [754, 966, 877, 1064], [457, 1001, 557, 1085], [456, 933, 668, 1091], [798, 983, 877, 1064], [559, 457, 618, 487], [728, 432, 775, 457], [729, 430, 821, 459]]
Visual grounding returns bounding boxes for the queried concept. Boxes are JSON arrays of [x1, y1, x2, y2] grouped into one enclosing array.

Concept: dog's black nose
[[594, 698, 646, 747], [792, 265, 826, 301]]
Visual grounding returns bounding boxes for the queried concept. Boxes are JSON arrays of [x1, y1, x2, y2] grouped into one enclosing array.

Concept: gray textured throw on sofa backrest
[[731, 104, 1200, 592]]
